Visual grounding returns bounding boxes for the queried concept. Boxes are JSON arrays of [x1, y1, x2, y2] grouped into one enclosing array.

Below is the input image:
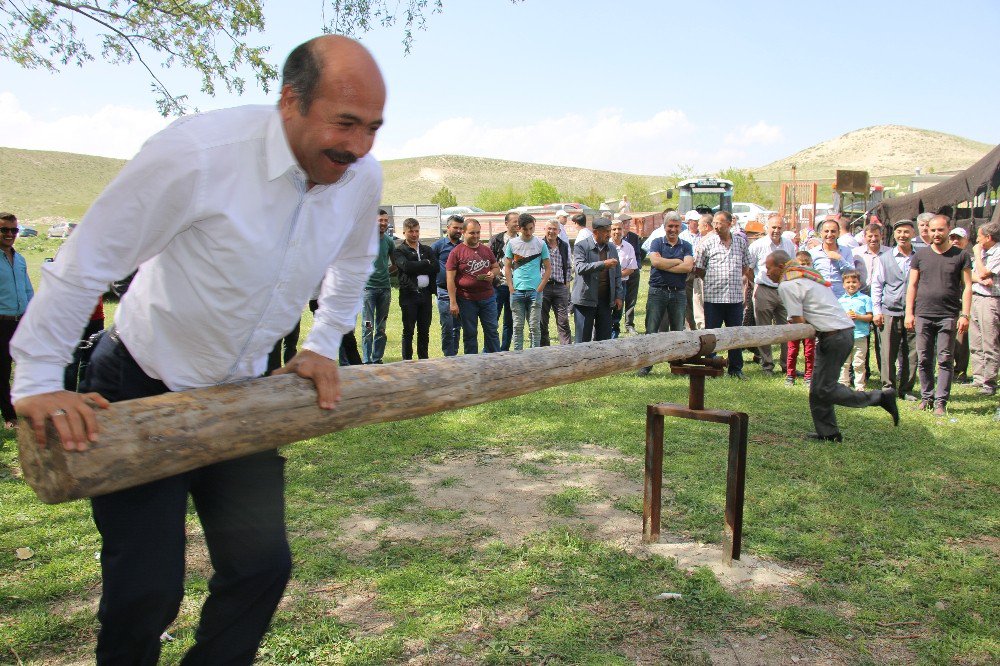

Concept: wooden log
[[18, 324, 814, 504]]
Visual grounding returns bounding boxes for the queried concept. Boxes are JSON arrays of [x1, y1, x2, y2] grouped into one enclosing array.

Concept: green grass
[[2, 260, 998, 664]]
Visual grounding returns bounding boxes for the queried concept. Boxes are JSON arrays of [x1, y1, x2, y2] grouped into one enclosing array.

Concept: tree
[[525, 179, 560, 205], [1, 1, 522, 115], [475, 184, 524, 213], [564, 188, 605, 210], [716, 168, 773, 208], [430, 186, 457, 208]]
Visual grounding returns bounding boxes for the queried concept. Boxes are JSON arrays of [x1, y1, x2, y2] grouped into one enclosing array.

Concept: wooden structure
[[19, 324, 814, 506]]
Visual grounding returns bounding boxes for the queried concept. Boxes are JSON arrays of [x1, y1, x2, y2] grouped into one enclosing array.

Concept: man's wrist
[[959, 313, 970, 320]]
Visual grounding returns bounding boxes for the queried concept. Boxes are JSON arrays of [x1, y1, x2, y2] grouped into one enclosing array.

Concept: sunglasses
[[0, 227, 19, 235]]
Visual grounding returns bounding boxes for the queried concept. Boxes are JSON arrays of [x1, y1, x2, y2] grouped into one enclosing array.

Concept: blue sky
[[1, 0, 997, 174]]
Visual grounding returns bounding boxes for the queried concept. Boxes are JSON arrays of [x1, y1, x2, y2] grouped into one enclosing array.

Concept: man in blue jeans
[[694, 211, 753, 378], [361, 209, 395, 363], [432, 215, 464, 356], [505, 214, 551, 350], [446, 219, 502, 354], [638, 213, 693, 376], [488, 212, 519, 351]]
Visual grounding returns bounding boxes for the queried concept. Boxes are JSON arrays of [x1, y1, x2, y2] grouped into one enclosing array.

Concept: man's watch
[[958, 313, 970, 320]]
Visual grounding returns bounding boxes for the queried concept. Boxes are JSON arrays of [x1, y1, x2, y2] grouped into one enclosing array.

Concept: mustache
[[322, 149, 358, 164]]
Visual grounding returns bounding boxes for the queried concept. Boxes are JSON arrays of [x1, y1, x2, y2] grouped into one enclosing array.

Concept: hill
[[380, 154, 663, 205], [752, 125, 993, 181], [0, 147, 126, 220], [2, 124, 995, 218]]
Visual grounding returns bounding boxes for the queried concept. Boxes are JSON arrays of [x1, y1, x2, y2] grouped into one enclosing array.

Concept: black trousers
[[81, 332, 291, 665], [623, 271, 641, 328], [0, 318, 19, 422], [810, 328, 885, 437], [399, 290, 432, 359], [573, 302, 613, 342], [880, 314, 917, 395]]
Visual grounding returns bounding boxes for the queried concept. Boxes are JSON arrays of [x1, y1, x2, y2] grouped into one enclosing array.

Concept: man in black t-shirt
[[904, 215, 973, 416]]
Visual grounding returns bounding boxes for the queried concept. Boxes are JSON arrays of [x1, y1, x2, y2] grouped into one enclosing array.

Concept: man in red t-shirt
[[446, 219, 502, 354]]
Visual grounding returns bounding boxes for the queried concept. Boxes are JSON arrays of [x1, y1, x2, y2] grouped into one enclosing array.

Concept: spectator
[[540, 219, 573, 346], [747, 213, 797, 375], [393, 218, 439, 360], [810, 219, 855, 298], [949, 227, 972, 381], [767, 250, 898, 442], [488, 212, 519, 351], [573, 213, 593, 244], [912, 212, 934, 250], [853, 223, 889, 379], [619, 213, 644, 335], [838, 270, 873, 390], [786, 250, 818, 387], [637, 212, 693, 377], [446, 219, 501, 354], [694, 211, 753, 379], [905, 215, 972, 416], [970, 221, 1000, 395], [0, 212, 33, 428], [572, 217, 623, 342], [609, 220, 638, 338], [505, 213, 551, 350], [361, 208, 396, 364], [871, 219, 919, 400], [551, 210, 571, 243], [619, 194, 632, 214], [432, 215, 464, 356]]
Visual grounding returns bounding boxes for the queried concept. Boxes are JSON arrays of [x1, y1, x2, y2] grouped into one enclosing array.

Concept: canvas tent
[[872, 143, 1000, 236]]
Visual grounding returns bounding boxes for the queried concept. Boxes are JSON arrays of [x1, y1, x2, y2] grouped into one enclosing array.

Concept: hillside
[[752, 125, 993, 181], [2, 124, 995, 218], [380, 154, 663, 205], [0, 147, 126, 219]]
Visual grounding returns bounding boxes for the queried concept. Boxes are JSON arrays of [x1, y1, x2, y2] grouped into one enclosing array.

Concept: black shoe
[[880, 388, 899, 426], [806, 432, 843, 442], [729, 371, 746, 380], [636, 366, 652, 377], [955, 373, 971, 384]]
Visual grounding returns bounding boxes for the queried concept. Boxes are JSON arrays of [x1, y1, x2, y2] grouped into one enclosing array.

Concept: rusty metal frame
[[642, 334, 749, 562]]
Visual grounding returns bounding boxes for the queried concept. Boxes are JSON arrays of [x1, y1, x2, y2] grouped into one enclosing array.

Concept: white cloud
[[724, 121, 784, 147], [0, 92, 172, 159], [376, 109, 786, 174]]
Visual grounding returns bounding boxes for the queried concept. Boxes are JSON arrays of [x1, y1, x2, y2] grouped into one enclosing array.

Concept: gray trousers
[[915, 315, 956, 406], [880, 314, 917, 395], [540, 282, 573, 346], [970, 294, 1000, 389], [752, 283, 788, 372], [810, 328, 884, 437]]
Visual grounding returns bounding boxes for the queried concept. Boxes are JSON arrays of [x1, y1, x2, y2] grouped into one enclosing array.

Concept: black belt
[[817, 327, 853, 339], [0, 314, 21, 321]]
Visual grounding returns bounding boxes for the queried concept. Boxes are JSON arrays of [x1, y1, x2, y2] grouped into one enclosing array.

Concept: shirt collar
[[893, 245, 912, 258], [265, 109, 355, 188]]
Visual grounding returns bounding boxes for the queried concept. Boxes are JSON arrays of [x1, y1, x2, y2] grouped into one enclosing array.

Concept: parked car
[[48, 222, 77, 238], [440, 206, 485, 223], [731, 202, 768, 227], [17, 225, 38, 237]]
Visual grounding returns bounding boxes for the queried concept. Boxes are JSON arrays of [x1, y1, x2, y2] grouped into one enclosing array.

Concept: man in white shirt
[[572, 213, 593, 244], [609, 220, 638, 337], [767, 250, 899, 442], [747, 213, 797, 374], [11, 36, 385, 664]]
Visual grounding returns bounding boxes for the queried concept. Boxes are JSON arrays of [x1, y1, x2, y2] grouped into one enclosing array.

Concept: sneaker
[[785, 377, 795, 387], [933, 404, 947, 417], [903, 393, 919, 402], [979, 386, 996, 396], [626, 325, 638, 336], [804, 378, 812, 388]]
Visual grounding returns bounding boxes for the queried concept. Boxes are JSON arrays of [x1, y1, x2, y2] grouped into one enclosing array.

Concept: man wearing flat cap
[[871, 219, 918, 399], [571, 217, 623, 342]]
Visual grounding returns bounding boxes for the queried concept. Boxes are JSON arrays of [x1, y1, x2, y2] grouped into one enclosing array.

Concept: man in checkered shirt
[[694, 211, 753, 378]]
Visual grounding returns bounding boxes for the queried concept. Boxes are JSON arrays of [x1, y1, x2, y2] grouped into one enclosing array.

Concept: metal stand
[[642, 335, 749, 563]]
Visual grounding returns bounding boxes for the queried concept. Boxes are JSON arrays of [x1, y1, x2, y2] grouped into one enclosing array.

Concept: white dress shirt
[[611, 239, 638, 282], [747, 236, 797, 287], [576, 227, 593, 244], [12, 105, 382, 401]]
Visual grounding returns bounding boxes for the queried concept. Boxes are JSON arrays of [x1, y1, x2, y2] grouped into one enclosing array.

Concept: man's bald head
[[282, 36, 385, 114]]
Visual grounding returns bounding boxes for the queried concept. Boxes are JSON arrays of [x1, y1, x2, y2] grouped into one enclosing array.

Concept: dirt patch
[[704, 630, 850, 665], [337, 446, 802, 593]]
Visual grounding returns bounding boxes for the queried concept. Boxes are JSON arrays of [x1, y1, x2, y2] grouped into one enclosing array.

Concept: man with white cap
[[552, 210, 571, 244]]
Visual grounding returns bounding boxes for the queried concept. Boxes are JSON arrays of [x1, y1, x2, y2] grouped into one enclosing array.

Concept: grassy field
[[2, 241, 998, 664]]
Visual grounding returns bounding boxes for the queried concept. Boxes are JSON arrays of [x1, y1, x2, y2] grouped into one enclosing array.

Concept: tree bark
[[18, 324, 814, 503]]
